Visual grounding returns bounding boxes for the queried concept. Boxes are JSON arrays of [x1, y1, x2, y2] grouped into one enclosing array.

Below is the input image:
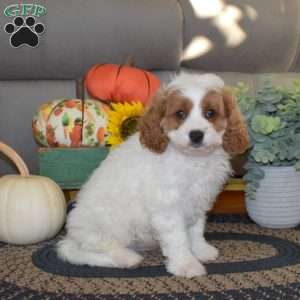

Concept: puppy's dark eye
[[205, 109, 216, 119], [175, 110, 187, 120]]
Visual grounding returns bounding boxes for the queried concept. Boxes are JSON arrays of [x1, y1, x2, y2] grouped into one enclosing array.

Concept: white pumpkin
[[0, 142, 66, 245]]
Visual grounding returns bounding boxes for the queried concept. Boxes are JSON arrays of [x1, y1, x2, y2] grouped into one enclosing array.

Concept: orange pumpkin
[[85, 64, 160, 104]]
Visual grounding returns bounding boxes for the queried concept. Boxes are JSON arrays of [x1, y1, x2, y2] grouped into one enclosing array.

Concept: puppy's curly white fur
[[57, 73, 249, 278]]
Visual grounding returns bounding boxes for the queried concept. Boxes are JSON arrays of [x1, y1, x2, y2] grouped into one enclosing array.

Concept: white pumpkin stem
[[0, 142, 30, 176]]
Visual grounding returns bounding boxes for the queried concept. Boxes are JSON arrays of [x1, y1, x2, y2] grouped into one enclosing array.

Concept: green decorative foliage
[[85, 122, 95, 138], [251, 115, 282, 135], [233, 82, 255, 121], [235, 80, 300, 200], [252, 148, 276, 164], [62, 112, 70, 126]]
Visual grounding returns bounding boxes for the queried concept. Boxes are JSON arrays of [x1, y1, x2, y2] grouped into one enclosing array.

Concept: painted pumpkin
[[32, 99, 110, 147], [0, 142, 66, 245], [85, 64, 160, 104]]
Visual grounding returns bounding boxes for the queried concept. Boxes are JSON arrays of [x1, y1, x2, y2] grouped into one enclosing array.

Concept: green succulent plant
[[251, 115, 283, 135], [233, 82, 255, 122], [234, 80, 300, 200]]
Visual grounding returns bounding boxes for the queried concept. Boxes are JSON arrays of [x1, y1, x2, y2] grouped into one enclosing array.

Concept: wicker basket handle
[[0, 142, 30, 176]]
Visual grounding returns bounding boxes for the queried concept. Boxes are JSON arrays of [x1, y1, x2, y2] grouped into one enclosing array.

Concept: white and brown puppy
[[57, 73, 249, 278]]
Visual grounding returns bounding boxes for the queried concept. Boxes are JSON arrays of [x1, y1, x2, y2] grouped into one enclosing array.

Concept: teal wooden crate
[[39, 147, 109, 189]]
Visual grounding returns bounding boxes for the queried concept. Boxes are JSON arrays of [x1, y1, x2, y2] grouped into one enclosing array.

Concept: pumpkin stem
[[124, 55, 135, 67], [0, 142, 30, 176]]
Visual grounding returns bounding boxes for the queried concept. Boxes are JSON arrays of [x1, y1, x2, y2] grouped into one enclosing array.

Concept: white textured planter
[[246, 166, 300, 228]]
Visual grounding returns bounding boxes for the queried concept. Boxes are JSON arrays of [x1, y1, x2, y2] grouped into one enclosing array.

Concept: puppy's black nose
[[189, 130, 204, 145]]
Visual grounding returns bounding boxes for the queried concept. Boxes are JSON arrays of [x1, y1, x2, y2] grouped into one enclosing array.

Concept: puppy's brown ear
[[222, 88, 249, 155], [139, 89, 169, 153]]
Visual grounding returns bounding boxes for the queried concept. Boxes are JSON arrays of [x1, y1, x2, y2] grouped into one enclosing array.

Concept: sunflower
[[106, 102, 145, 148]]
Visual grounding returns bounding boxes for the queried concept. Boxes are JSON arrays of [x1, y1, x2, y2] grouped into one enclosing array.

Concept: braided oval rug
[[1, 215, 300, 300]]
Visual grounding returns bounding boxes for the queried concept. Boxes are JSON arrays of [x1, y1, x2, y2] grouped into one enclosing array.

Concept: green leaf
[[264, 103, 277, 112], [251, 166, 265, 179], [249, 129, 268, 143], [294, 147, 300, 160], [243, 173, 254, 182], [62, 112, 70, 126], [252, 148, 276, 164], [251, 115, 282, 135]]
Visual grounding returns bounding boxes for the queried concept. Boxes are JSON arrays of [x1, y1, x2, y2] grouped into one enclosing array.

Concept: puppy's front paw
[[166, 256, 207, 278], [192, 243, 219, 262], [111, 248, 143, 269]]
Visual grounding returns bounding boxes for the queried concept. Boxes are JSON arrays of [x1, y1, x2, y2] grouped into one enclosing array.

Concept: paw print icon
[[4, 16, 45, 48]]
